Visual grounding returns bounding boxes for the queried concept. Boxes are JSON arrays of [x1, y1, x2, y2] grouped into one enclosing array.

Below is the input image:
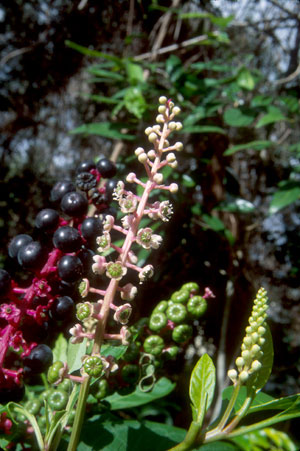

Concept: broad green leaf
[[67, 338, 87, 374], [246, 325, 273, 394], [52, 333, 68, 363], [237, 68, 255, 91], [70, 122, 135, 140], [202, 214, 225, 232], [256, 106, 286, 128], [105, 377, 175, 410], [222, 386, 274, 414], [216, 198, 255, 213], [248, 393, 300, 415], [231, 428, 297, 451], [224, 108, 254, 127], [191, 62, 232, 72], [7, 403, 44, 450], [279, 96, 299, 113], [269, 187, 300, 214], [182, 174, 196, 188], [251, 95, 273, 107], [87, 67, 124, 81], [78, 417, 186, 451], [125, 61, 144, 84], [194, 442, 240, 451], [101, 344, 128, 360], [183, 125, 226, 135], [224, 140, 272, 155], [124, 87, 147, 118], [65, 40, 123, 65], [189, 354, 216, 426]]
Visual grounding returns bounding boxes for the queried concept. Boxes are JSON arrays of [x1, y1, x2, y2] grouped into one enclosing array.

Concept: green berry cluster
[[228, 287, 269, 384]]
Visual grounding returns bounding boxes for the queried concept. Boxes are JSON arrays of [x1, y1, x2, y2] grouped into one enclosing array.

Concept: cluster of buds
[[228, 288, 269, 384]]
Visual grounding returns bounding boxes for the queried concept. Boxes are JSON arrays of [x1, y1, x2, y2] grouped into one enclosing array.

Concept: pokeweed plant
[[1, 98, 300, 451]]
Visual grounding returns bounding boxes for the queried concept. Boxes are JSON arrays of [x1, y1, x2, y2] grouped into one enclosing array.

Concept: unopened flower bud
[[168, 121, 177, 130], [228, 369, 238, 382], [147, 150, 156, 160], [243, 336, 252, 347], [168, 101, 174, 109], [159, 96, 167, 104], [145, 127, 152, 135], [172, 106, 181, 115], [251, 360, 262, 372], [138, 153, 148, 164], [235, 357, 244, 368], [169, 161, 178, 168], [175, 142, 183, 151], [153, 125, 161, 133], [169, 183, 178, 193], [148, 132, 158, 143], [156, 114, 164, 123], [241, 350, 251, 361], [251, 344, 260, 356], [126, 172, 136, 183], [176, 122, 183, 131], [257, 326, 266, 336], [135, 147, 144, 156], [166, 152, 176, 162], [239, 371, 249, 382], [158, 105, 166, 114], [153, 173, 163, 184]]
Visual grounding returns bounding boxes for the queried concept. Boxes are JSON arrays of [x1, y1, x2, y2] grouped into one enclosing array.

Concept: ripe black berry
[[35, 209, 59, 233], [90, 189, 108, 206], [53, 226, 82, 253], [105, 179, 119, 202], [58, 255, 83, 282], [24, 344, 53, 373], [0, 269, 11, 297], [76, 160, 96, 174], [81, 217, 103, 245], [76, 172, 97, 191], [96, 158, 117, 178], [61, 191, 88, 217], [8, 234, 33, 259], [50, 296, 75, 321], [50, 180, 76, 203], [17, 241, 46, 270]]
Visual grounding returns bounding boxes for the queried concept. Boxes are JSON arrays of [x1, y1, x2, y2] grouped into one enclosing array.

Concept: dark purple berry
[[0, 384, 25, 403], [17, 241, 46, 270], [0, 269, 11, 297], [76, 160, 96, 174], [50, 296, 75, 321], [61, 191, 88, 217], [78, 247, 95, 272], [96, 158, 117, 178], [53, 226, 82, 253], [21, 319, 49, 342], [58, 255, 83, 282], [105, 179, 118, 202], [100, 207, 118, 219], [81, 217, 103, 245], [76, 172, 97, 191], [8, 234, 33, 259], [50, 180, 76, 204], [90, 189, 108, 206], [24, 344, 53, 373], [35, 209, 59, 233]]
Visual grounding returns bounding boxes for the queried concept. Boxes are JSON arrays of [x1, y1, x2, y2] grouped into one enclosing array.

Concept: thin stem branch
[[67, 376, 90, 451]]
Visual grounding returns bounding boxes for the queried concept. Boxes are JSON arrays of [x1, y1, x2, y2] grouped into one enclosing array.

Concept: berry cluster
[[0, 158, 117, 403]]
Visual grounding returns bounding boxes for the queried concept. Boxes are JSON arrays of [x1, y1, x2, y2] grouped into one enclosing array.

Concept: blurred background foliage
[[1, 0, 300, 442]]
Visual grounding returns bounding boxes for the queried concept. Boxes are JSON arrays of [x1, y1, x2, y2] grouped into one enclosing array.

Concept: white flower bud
[[174, 142, 183, 151], [153, 173, 163, 184], [163, 140, 170, 148], [156, 114, 164, 123], [166, 152, 176, 162], [168, 101, 174, 109], [241, 350, 251, 361], [169, 161, 178, 169], [145, 127, 153, 135], [172, 106, 181, 115], [257, 326, 266, 336], [236, 357, 244, 368], [138, 153, 148, 164], [158, 105, 166, 114], [168, 121, 177, 130], [153, 125, 161, 133], [148, 132, 158, 143], [135, 147, 144, 156], [126, 172, 136, 183], [147, 150, 156, 160], [251, 360, 262, 372], [169, 183, 178, 193], [239, 371, 249, 382], [227, 369, 238, 382], [176, 122, 183, 131], [251, 344, 260, 356], [159, 96, 167, 104]]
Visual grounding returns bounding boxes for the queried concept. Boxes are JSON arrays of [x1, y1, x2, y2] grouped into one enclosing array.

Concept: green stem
[[168, 421, 202, 451], [204, 382, 241, 442], [223, 393, 254, 433], [67, 376, 91, 451]]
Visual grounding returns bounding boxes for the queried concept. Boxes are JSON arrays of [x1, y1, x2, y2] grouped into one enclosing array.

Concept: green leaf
[[125, 61, 144, 85], [269, 187, 300, 214], [224, 140, 273, 155], [231, 427, 298, 451], [105, 377, 175, 410], [246, 325, 273, 394], [70, 122, 135, 140], [216, 198, 255, 213], [65, 40, 123, 65], [67, 338, 87, 374], [124, 87, 147, 119], [189, 354, 216, 426], [222, 386, 274, 414], [182, 174, 196, 188], [87, 67, 124, 81], [202, 214, 225, 232], [256, 106, 286, 128], [8, 403, 44, 450], [237, 68, 255, 91], [52, 333, 68, 363], [183, 125, 226, 135], [78, 417, 186, 451], [251, 95, 273, 107], [101, 344, 128, 360], [194, 442, 240, 450], [224, 108, 254, 127]]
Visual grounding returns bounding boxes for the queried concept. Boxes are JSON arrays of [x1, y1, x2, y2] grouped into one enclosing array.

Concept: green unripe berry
[[58, 378, 73, 393], [166, 303, 187, 324], [144, 335, 164, 356], [164, 346, 179, 359], [171, 289, 190, 304], [153, 300, 168, 314], [91, 379, 109, 400], [83, 356, 103, 377], [25, 399, 42, 415], [67, 409, 76, 426], [187, 296, 207, 318], [123, 342, 140, 362], [40, 388, 55, 402], [172, 324, 193, 343], [149, 312, 168, 331], [181, 282, 199, 294], [47, 361, 64, 384], [48, 389, 68, 411], [121, 364, 139, 384], [76, 303, 92, 321]]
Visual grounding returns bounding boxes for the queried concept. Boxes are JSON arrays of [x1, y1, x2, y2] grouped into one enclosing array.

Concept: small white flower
[[139, 264, 154, 284], [136, 227, 153, 249], [126, 172, 136, 183], [121, 214, 135, 230], [128, 251, 138, 264], [92, 255, 107, 275], [151, 234, 163, 249], [119, 192, 138, 214], [121, 283, 138, 301], [103, 215, 115, 232], [113, 304, 132, 325], [112, 181, 125, 200], [69, 324, 84, 344], [158, 201, 173, 222], [106, 261, 127, 281], [79, 278, 90, 298], [96, 232, 111, 253], [120, 326, 131, 345]]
